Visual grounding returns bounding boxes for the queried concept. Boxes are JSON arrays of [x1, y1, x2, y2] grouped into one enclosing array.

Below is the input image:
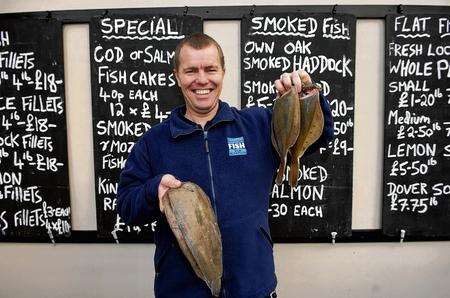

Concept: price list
[[0, 18, 70, 240], [90, 15, 202, 240], [383, 14, 450, 237], [241, 13, 356, 239]]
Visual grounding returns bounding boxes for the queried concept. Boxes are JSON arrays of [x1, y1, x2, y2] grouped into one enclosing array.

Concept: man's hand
[[158, 174, 182, 213], [274, 70, 313, 97]]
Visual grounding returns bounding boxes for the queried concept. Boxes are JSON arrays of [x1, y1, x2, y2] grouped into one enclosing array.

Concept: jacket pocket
[[221, 212, 276, 296]]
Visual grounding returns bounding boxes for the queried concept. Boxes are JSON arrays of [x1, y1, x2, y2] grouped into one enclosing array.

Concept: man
[[117, 33, 333, 298]]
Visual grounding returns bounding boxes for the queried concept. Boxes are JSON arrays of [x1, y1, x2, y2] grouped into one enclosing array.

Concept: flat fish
[[288, 90, 324, 187], [271, 87, 301, 185], [162, 182, 223, 297]]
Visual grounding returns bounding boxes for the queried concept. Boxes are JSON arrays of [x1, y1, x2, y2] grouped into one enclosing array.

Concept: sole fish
[[163, 182, 223, 297], [271, 87, 301, 185], [288, 90, 324, 187]]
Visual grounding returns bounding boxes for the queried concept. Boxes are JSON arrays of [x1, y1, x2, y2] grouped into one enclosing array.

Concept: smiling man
[[173, 40, 224, 127], [117, 33, 333, 298]]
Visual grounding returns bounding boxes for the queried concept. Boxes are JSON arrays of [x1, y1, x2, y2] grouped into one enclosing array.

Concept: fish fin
[[208, 278, 222, 297], [271, 120, 280, 156]]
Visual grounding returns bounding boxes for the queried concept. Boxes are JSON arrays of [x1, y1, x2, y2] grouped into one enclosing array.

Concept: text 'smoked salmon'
[[162, 182, 223, 297]]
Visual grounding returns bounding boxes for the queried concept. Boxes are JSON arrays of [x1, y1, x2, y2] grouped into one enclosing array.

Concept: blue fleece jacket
[[117, 94, 333, 298]]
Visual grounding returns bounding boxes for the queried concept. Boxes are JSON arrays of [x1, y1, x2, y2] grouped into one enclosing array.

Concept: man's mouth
[[194, 89, 212, 95]]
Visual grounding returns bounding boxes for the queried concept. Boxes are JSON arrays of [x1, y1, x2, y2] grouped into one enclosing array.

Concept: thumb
[[158, 174, 182, 214], [161, 174, 182, 189]]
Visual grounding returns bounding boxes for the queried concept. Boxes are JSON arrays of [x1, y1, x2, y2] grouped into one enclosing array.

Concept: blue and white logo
[[227, 137, 247, 156]]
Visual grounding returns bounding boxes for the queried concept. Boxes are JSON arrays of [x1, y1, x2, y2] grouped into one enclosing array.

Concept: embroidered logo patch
[[227, 137, 247, 156]]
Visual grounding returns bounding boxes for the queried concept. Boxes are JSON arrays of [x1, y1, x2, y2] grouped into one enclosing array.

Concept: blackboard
[[0, 18, 71, 241], [383, 14, 450, 237], [241, 13, 356, 240], [90, 14, 203, 240]]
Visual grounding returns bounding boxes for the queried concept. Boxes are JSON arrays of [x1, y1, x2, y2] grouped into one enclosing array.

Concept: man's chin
[[193, 101, 219, 113], [195, 105, 215, 113]]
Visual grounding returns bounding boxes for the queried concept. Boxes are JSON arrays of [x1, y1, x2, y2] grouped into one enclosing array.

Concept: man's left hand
[[274, 70, 313, 97]]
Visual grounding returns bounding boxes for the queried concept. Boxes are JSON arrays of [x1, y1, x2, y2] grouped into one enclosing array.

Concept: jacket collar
[[169, 100, 235, 138]]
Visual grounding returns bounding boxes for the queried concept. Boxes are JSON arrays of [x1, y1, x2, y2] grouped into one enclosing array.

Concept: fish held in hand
[[162, 182, 223, 297], [271, 87, 301, 185], [288, 90, 324, 187]]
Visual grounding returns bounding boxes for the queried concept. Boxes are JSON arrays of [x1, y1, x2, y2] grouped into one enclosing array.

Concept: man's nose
[[196, 71, 208, 84]]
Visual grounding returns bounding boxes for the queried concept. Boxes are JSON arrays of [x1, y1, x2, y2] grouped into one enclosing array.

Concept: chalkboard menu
[[383, 14, 450, 237], [90, 15, 202, 240], [0, 18, 71, 241], [241, 13, 356, 239]]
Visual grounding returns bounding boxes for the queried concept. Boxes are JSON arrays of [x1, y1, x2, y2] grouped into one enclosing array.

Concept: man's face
[[174, 44, 225, 115]]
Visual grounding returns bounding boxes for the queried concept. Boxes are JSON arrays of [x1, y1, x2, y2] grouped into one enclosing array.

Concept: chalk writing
[[0, 19, 71, 240], [383, 15, 450, 237], [90, 15, 202, 241], [241, 13, 355, 239]]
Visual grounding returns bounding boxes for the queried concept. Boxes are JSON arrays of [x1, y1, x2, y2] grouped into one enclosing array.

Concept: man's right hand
[[158, 174, 182, 214], [274, 70, 314, 97]]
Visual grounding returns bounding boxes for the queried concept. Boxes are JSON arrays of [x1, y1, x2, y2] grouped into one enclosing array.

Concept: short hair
[[173, 33, 225, 71]]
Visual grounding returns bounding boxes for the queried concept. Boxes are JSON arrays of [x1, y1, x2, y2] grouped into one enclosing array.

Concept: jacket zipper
[[203, 130, 218, 216], [203, 129, 228, 298]]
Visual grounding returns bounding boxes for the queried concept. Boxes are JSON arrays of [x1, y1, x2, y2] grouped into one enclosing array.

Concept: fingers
[[274, 70, 313, 96], [281, 73, 292, 90], [274, 79, 286, 97], [161, 174, 182, 189], [298, 69, 312, 85], [274, 73, 292, 97], [159, 195, 166, 214], [291, 71, 302, 93], [158, 174, 182, 213]]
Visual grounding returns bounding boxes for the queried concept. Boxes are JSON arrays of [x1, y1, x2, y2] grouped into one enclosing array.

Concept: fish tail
[[209, 278, 222, 297], [289, 158, 299, 187], [275, 159, 286, 185]]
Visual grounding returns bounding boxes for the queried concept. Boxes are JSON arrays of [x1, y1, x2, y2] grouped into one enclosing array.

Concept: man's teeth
[[195, 89, 211, 95]]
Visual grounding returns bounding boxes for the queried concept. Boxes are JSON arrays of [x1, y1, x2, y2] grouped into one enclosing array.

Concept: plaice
[[162, 182, 223, 297], [271, 82, 324, 186], [288, 90, 324, 187], [271, 87, 301, 185]]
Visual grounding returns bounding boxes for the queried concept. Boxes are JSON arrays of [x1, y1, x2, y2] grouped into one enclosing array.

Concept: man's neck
[[185, 103, 219, 129]]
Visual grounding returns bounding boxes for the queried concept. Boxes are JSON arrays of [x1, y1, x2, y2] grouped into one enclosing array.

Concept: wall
[[0, 1, 449, 298]]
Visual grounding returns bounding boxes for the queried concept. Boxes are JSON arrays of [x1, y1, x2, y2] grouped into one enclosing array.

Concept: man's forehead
[[178, 44, 221, 65], [179, 43, 217, 53]]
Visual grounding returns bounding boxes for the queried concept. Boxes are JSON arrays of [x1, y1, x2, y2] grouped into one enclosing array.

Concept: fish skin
[[163, 182, 223, 297], [162, 195, 203, 278], [288, 91, 324, 187], [271, 87, 301, 185]]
